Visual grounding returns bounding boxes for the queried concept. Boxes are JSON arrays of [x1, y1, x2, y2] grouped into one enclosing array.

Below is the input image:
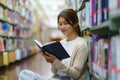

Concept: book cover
[[34, 40, 70, 60]]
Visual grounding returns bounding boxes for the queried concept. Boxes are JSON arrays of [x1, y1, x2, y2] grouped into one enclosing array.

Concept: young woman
[[19, 9, 88, 80]]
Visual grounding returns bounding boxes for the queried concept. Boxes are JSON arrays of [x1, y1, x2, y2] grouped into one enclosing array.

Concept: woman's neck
[[67, 34, 79, 41]]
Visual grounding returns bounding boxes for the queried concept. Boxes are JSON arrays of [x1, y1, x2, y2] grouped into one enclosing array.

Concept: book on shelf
[[34, 40, 70, 60], [0, 37, 4, 51], [85, 2, 90, 27]]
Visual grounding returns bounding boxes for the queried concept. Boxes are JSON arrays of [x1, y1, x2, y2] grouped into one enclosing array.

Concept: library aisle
[[0, 53, 53, 80]]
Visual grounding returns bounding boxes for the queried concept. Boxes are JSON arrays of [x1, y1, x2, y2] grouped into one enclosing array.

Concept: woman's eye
[[58, 23, 62, 26], [58, 22, 68, 26]]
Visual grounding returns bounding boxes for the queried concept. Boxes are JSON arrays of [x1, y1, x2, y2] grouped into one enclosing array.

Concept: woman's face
[[58, 16, 75, 37]]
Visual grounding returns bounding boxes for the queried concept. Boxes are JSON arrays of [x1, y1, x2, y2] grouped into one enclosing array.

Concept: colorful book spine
[[118, 0, 120, 8], [8, 51, 15, 63], [91, 35, 110, 79], [94, 0, 98, 26], [1, 0, 6, 4], [15, 49, 22, 61], [81, 9, 86, 28], [3, 52, 9, 66], [90, 0, 95, 27], [3, 23, 9, 36], [101, 0, 109, 22], [0, 52, 3, 67], [0, 22, 4, 35], [115, 35, 120, 80], [97, 0, 102, 25], [108, 38, 112, 80], [0, 37, 4, 51], [0, 6, 3, 19]]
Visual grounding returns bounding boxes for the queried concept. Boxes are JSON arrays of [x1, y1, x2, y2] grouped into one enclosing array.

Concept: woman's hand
[[43, 52, 56, 63]]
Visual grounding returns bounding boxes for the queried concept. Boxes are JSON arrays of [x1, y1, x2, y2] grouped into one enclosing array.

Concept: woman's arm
[[51, 43, 88, 79]]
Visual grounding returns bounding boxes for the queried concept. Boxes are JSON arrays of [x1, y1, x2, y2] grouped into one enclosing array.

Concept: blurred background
[[29, 0, 68, 43]]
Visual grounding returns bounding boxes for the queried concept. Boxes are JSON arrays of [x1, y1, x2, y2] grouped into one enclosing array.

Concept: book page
[[34, 40, 43, 48], [43, 41, 56, 46]]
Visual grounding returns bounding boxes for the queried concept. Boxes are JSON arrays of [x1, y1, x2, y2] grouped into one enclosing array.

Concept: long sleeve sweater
[[51, 37, 88, 80]]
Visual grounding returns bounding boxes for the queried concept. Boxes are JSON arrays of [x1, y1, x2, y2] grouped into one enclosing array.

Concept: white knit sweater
[[51, 37, 88, 80]]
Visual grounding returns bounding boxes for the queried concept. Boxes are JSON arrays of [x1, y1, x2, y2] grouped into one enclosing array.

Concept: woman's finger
[[45, 52, 54, 57]]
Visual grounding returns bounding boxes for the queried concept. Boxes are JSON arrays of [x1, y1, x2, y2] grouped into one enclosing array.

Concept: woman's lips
[[62, 30, 67, 32]]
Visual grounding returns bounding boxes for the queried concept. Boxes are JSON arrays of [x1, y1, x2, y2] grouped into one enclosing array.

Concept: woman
[[19, 9, 88, 80]]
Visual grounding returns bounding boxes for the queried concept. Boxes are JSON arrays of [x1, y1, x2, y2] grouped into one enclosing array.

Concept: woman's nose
[[61, 24, 65, 29]]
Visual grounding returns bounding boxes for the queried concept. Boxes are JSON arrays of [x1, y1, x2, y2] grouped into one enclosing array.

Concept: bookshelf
[[90, 72, 99, 80], [68, 0, 120, 80], [0, 0, 37, 67], [89, 21, 118, 35]]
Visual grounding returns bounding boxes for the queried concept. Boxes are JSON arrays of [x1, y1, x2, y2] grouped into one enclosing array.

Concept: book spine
[[118, 0, 120, 9], [109, 35, 120, 80], [0, 37, 4, 51], [111, 36, 116, 80], [3, 52, 9, 66], [90, 0, 95, 27], [108, 38, 112, 80], [93, 0, 98, 26], [102, 0, 109, 21], [85, 2, 90, 27], [109, 0, 117, 13], [97, 0, 102, 25], [116, 36, 120, 80]]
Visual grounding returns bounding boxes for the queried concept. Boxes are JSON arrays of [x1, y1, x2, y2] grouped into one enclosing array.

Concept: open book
[[34, 40, 70, 60]]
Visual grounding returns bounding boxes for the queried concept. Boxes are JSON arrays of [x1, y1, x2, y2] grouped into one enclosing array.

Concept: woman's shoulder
[[78, 37, 87, 43], [76, 37, 88, 47]]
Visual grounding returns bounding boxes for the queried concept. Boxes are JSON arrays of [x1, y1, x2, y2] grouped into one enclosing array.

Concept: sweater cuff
[[52, 58, 68, 72], [52, 58, 59, 66]]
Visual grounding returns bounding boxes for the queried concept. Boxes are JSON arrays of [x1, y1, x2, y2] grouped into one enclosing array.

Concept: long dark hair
[[57, 9, 82, 37]]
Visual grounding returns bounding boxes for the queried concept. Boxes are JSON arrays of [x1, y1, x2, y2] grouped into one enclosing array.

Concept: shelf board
[[0, 2, 14, 12], [77, 0, 89, 12], [90, 72, 100, 80], [0, 34, 8, 38], [0, 35, 29, 39], [0, 50, 16, 52], [81, 27, 90, 32], [90, 21, 118, 35], [0, 18, 17, 26], [0, 18, 7, 22]]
